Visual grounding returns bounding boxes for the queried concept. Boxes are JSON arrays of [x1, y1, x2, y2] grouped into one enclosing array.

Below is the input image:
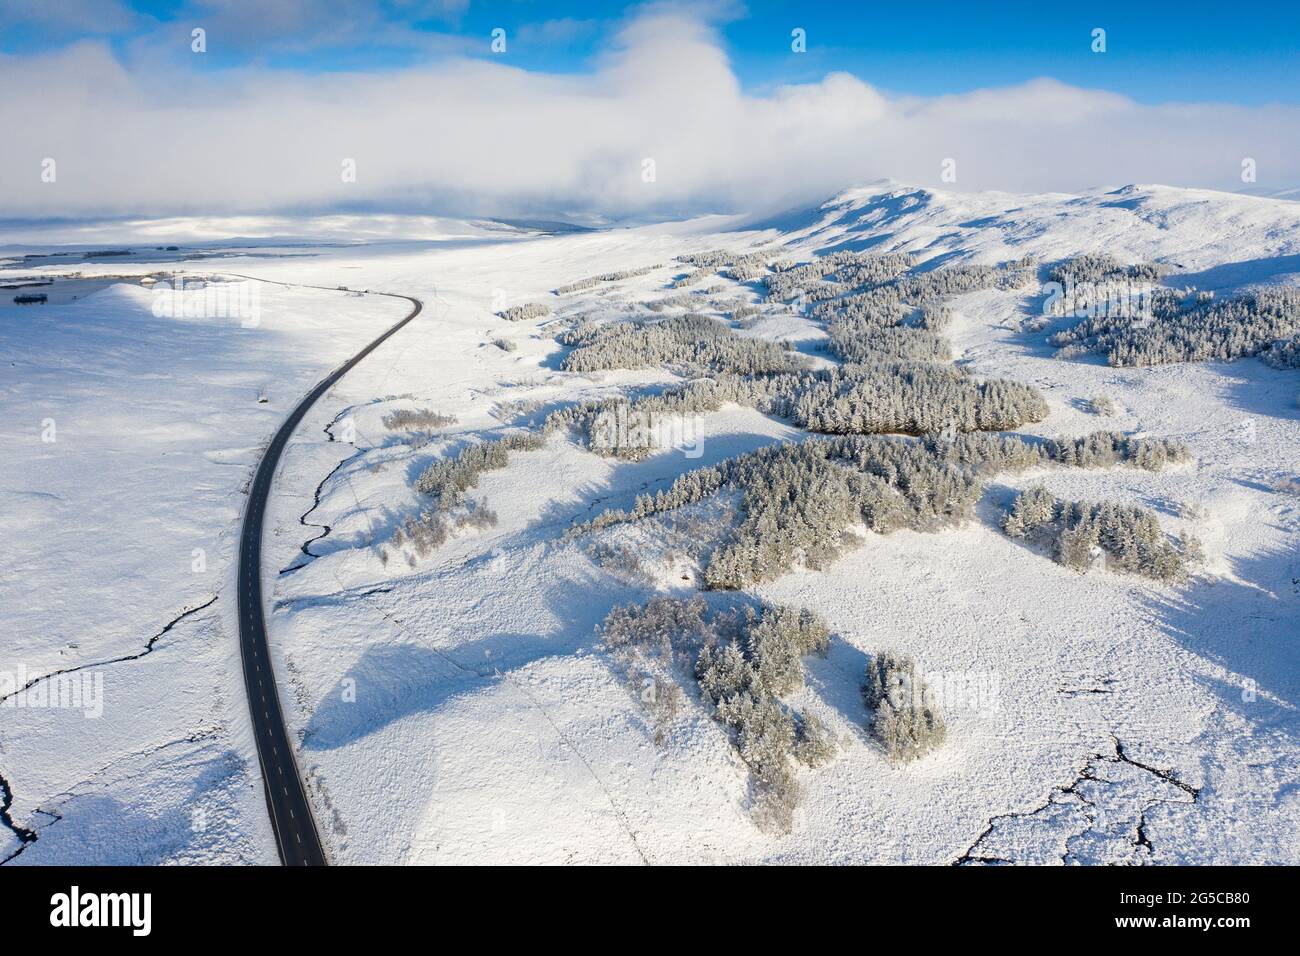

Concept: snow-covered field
[[3, 183, 1298, 864], [0, 267, 431, 862]]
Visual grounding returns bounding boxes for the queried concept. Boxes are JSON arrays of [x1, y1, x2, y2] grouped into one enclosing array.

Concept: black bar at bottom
[[0, 864, 1282, 940]]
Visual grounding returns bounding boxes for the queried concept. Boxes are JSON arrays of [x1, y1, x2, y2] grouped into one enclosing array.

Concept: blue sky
[[3, 1, 1298, 218], [4, 0, 1298, 106]]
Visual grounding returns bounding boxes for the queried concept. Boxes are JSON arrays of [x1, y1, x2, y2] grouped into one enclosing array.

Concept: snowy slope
[[3, 182, 1298, 864], [0, 275, 421, 862]]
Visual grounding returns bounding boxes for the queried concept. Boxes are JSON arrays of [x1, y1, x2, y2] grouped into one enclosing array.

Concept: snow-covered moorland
[[3, 182, 1299, 865]]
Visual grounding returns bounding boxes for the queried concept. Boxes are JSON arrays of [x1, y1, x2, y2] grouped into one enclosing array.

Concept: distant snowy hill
[[745, 182, 1300, 277]]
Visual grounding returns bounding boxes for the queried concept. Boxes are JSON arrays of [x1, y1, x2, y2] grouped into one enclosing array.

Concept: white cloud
[[2, 10, 1297, 220]]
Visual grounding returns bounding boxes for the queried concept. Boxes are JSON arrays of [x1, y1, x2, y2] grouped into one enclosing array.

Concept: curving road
[[237, 286, 422, 866]]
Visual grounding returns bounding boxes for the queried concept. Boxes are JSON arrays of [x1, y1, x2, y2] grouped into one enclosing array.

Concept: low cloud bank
[[3, 12, 1297, 219]]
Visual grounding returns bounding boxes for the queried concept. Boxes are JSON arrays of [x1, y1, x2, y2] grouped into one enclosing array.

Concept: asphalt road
[[237, 287, 423, 866]]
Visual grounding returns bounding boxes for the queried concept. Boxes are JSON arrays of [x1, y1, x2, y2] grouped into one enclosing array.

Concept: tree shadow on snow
[[1138, 543, 1300, 734], [1164, 254, 1300, 293], [1212, 357, 1300, 426], [804, 640, 871, 738], [300, 571, 630, 752], [13, 749, 248, 865]]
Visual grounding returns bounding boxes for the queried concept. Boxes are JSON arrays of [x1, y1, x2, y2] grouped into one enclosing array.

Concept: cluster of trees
[[551, 316, 1187, 468], [862, 652, 947, 763], [1044, 430, 1190, 470], [816, 259, 1035, 318], [548, 356, 1050, 459], [676, 249, 739, 268], [555, 340, 1188, 471], [577, 428, 1191, 587], [600, 596, 836, 831], [917, 303, 954, 332], [659, 249, 787, 291], [1046, 286, 1192, 357], [669, 249, 789, 283], [726, 252, 788, 282], [1050, 286, 1300, 367], [644, 292, 701, 312], [392, 502, 498, 559], [810, 289, 910, 327], [381, 407, 457, 430], [763, 251, 914, 302], [902, 257, 1036, 298], [414, 431, 547, 506], [576, 437, 986, 586], [498, 302, 551, 322], [556, 313, 802, 375], [1003, 487, 1199, 582], [391, 431, 548, 559], [542, 374, 778, 460], [828, 326, 950, 363], [699, 445, 900, 588], [1263, 333, 1300, 369], [791, 361, 1049, 435], [832, 252, 920, 290], [665, 248, 790, 287], [1108, 289, 1300, 366], [1047, 253, 1165, 288], [801, 258, 1035, 369], [553, 264, 662, 295], [670, 268, 716, 289]]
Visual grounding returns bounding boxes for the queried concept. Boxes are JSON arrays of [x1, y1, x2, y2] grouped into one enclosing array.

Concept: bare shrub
[[586, 540, 652, 584], [1089, 394, 1117, 416], [392, 510, 449, 557], [455, 505, 498, 531], [499, 302, 551, 322], [382, 408, 457, 430], [1275, 476, 1300, 496]]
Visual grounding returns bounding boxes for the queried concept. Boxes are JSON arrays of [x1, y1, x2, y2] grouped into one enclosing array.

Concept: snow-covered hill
[[3, 182, 1298, 864], [759, 181, 1300, 277]]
